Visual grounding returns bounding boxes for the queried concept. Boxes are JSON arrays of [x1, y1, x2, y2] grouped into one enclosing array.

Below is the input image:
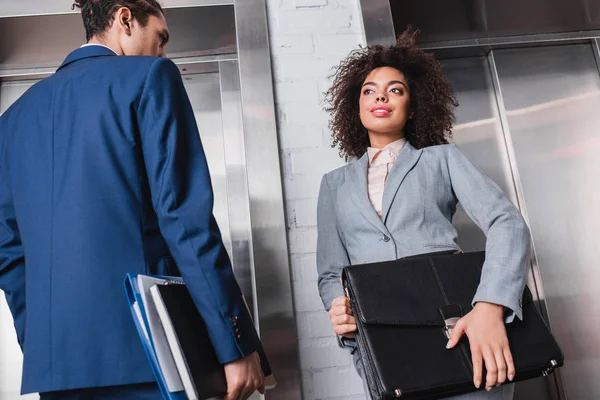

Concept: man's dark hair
[[72, 0, 164, 41]]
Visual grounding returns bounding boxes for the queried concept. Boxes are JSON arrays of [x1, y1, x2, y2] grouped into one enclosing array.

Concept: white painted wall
[[265, 1, 367, 398]]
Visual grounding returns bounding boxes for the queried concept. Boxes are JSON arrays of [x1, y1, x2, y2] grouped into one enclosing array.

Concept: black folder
[[150, 283, 275, 400]]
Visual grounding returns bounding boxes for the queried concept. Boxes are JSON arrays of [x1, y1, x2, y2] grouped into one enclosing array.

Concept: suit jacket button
[[383, 235, 390, 242]]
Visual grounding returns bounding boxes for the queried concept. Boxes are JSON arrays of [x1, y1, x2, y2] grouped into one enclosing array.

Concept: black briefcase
[[341, 251, 564, 400]]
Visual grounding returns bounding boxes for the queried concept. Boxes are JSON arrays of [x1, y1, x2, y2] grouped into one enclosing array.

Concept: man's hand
[[329, 296, 356, 338], [446, 302, 515, 391], [224, 352, 265, 400]]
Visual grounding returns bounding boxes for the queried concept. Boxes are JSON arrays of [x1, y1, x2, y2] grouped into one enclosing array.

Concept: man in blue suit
[[0, 1, 264, 399]]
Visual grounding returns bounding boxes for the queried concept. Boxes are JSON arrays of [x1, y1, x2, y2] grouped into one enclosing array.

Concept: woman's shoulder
[[322, 157, 361, 189], [421, 142, 458, 155], [323, 164, 350, 186], [419, 143, 463, 163]]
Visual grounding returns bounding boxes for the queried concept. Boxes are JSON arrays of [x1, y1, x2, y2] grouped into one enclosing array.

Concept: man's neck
[[87, 37, 123, 56]]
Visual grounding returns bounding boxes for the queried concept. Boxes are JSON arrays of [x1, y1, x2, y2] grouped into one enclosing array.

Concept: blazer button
[[383, 235, 390, 242]]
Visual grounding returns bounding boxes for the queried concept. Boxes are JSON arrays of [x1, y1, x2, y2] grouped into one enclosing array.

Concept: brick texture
[[265, 0, 366, 398]]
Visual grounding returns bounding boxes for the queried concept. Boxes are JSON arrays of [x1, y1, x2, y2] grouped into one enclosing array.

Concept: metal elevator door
[[443, 43, 600, 400], [0, 64, 246, 399]]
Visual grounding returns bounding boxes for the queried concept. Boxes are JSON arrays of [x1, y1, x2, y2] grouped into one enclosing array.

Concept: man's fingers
[[237, 384, 251, 400], [447, 319, 466, 349], [471, 346, 483, 389], [504, 347, 516, 382], [224, 386, 241, 400], [482, 347, 498, 389]]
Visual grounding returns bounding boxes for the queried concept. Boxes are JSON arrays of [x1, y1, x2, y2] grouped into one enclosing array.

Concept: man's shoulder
[[50, 55, 182, 97], [92, 55, 166, 77]]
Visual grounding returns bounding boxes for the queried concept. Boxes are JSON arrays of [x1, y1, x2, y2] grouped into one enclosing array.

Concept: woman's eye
[[363, 88, 374, 95], [390, 88, 403, 95]]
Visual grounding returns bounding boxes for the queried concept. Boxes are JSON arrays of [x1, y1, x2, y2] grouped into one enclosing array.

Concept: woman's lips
[[370, 105, 392, 117]]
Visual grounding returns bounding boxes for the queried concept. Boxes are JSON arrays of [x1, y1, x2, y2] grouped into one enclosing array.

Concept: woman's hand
[[329, 296, 357, 338], [446, 302, 515, 391]]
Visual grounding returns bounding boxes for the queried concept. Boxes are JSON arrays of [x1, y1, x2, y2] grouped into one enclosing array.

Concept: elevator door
[[494, 44, 600, 400], [443, 42, 600, 400], [0, 66, 242, 398], [442, 55, 555, 400]]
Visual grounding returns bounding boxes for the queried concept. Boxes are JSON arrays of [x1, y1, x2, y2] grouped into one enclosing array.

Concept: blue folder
[[124, 273, 187, 400]]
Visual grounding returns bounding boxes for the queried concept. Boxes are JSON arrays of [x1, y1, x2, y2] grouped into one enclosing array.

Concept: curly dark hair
[[72, 0, 164, 41], [324, 31, 458, 159]]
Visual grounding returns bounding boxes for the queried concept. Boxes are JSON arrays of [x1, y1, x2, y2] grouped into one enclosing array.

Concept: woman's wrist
[[473, 301, 505, 318]]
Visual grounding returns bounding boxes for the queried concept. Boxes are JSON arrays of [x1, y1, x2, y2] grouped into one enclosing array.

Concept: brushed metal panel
[[358, 0, 396, 46], [441, 56, 517, 251], [182, 71, 234, 259], [233, 0, 301, 398], [218, 60, 255, 314], [0, 7, 237, 71], [495, 43, 600, 400], [389, 0, 600, 45], [442, 55, 561, 400]]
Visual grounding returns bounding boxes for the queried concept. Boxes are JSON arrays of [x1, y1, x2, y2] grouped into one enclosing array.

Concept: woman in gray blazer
[[317, 32, 531, 400]]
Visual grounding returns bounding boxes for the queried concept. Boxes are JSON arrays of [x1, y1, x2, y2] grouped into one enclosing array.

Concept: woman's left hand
[[446, 302, 515, 391]]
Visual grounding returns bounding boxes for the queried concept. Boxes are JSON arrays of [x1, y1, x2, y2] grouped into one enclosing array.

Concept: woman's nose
[[376, 93, 388, 102]]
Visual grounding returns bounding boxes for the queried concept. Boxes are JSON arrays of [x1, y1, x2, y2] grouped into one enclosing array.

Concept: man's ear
[[116, 7, 133, 35]]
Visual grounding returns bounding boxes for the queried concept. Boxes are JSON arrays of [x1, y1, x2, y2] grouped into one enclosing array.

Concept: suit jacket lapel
[[381, 142, 423, 223], [347, 153, 389, 234]]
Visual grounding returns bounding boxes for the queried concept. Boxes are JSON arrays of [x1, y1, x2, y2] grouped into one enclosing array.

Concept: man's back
[[0, 46, 257, 395]]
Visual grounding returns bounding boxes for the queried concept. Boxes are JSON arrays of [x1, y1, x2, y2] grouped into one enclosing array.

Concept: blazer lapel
[[346, 153, 389, 234], [381, 142, 423, 223]]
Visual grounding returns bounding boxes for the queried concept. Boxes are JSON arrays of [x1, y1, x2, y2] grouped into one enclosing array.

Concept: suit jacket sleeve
[[0, 164, 26, 349], [137, 58, 257, 364], [447, 144, 530, 322], [317, 173, 350, 312]]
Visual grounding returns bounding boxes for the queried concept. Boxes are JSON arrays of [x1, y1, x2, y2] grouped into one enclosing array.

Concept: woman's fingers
[[470, 345, 483, 389], [331, 304, 352, 316], [333, 323, 357, 336], [504, 347, 516, 382], [332, 313, 356, 326]]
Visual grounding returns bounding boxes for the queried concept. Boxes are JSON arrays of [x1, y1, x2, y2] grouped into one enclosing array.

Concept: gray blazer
[[317, 142, 531, 322]]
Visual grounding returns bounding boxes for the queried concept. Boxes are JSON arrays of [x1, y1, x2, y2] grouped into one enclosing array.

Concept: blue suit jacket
[[0, 45, 257, 394]]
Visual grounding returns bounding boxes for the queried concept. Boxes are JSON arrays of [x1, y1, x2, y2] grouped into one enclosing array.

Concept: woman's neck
[[368, 132, 405, 149]]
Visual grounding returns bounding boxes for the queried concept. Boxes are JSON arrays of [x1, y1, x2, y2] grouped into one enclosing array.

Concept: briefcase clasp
[[443, 317, 461, 339], [439, 304, 463, 339]]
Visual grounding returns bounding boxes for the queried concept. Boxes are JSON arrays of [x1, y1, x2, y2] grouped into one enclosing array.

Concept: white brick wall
[[265, 0, 366, 399]]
